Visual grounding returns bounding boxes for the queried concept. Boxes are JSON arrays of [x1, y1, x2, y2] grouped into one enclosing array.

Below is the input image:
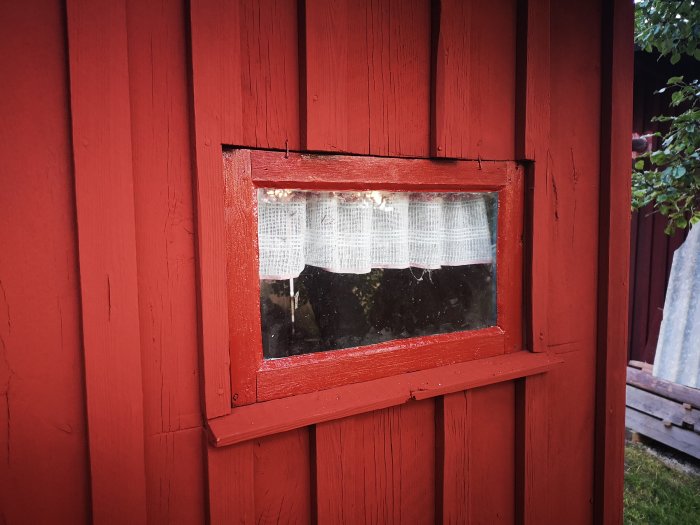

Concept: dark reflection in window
[[260, 264, 496, 359]]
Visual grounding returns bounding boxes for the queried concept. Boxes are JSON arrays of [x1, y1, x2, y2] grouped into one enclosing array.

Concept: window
[[257, 189, 498, 358], [224, 150, 523, 403]]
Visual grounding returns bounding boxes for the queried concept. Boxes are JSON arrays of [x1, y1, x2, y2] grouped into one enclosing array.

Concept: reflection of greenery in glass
[[261, 264, 496, 359], [352, 270, 382, 314]]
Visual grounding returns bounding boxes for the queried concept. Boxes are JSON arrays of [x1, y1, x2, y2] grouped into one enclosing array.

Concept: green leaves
[[633, 2, 700, 234], [632, 79, 700, 233], [635, 0, 700, 61]]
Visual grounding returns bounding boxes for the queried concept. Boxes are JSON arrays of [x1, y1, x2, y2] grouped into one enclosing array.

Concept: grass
[[624, 443, 700, 524]]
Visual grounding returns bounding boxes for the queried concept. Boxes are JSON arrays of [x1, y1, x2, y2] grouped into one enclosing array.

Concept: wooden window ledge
[[207, 351, 561, 447]]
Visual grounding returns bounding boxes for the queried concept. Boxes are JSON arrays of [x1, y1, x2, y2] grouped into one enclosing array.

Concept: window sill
[[206, 351, 561, 447]]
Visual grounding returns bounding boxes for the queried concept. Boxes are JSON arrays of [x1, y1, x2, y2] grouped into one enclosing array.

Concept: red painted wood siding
[[0, 0, 632, 523], [0, 3, 91, 523]]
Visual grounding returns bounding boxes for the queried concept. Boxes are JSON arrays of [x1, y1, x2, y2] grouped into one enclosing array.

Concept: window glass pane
[[258, 190, 498, 359]]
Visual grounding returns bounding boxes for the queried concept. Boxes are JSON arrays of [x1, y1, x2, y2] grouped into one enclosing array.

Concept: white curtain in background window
[[257, 190, 306, 280], [257, 189, 494, 280]]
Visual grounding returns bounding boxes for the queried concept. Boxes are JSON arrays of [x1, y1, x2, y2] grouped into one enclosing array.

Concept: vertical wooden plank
[[397, 402, 436, 525], [436, 391, 471, 524], [469, 382, 516, 524], [0, 1, 91, 522], [127, 0, 201, 435], [189, 0, 234, 415], [432, 0, 517, 159], [594, 0, 634, 522], [515, 374, 549, 525], [145, 428, 206, 524], [546, 0, 602, 518], [238, 0, 301, 149], [208, 429, 311, 525], [642, 213, 670, 361], [499, 165, 525, 353], [305, 0, 431, 157], [547, 0, 602, 351], [189, 0, 300, 151], [629, 206, 653, 359], [627, 210, 639, 360], [254, 429, 312, 524], [223, 150, 260, 405], [207, 441, 255, 525], [515, 0, 550, 161], [189, 0, 302, 410], [515, 0, 550, 353], [315, 400, 435, 524], [65, 0, 148, 522], [189, 0, 241, 144]]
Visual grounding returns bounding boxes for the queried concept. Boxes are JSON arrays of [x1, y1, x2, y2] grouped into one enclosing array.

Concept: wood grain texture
[[189, 0, 302, 412], [625, 408, 700, 461], [515, 374, 549, 525], [0, 1, 90, 522], [470, 383, 516, 524], [544, 10, 604, 519], [305, 0, 431, 156], [544, 349, 597, 522], [189, 0, 235, 416], [498, 165, 525, 353], [547, 0, 602, 351], [315, 400, 435, 524], [0, 0, 628, 521], [66, 0, 148, 521], [251, 150, 511, 190], [254, 429, 312, 524], [126, 3, 207, 521], [627, 367, 700, 409], [644, 214, 668, 358], [223, 150, 260, 405], [432, 0, 517, 159], [208, 352, 559, 447], [191, 135, 233, 413], [238, 0, 301, 149], [626, 385, 700, 429], [436, 391, 471, 524], [629, 205, 654, 358], [207, 428, 311, 524], [594, 0, 634, 522], [515, 0, 551, 353], [145, 427, 206, 524], [437, 383, 520, 524], [189, 0, 300, 150], [515, 0, 551, 161], [125, 0, 202, 446], [207, 440, 255, 525], [257, 328, 505, 400]]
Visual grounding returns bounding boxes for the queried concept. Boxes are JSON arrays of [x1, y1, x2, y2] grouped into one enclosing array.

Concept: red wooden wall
[[0, 1, 632, 524]]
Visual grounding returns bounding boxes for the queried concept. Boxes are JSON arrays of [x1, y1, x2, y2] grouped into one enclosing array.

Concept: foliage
[[635, 0, 700, 64], [624, 443, 700, 524], [632, 77, 700, 232], [633, 1, 700, 233]]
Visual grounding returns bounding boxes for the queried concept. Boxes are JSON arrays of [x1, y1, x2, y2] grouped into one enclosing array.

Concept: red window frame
[[224, 149, 523, 405]]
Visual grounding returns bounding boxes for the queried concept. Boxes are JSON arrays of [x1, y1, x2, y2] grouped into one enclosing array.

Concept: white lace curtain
[[257, 189, 494, 280]]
